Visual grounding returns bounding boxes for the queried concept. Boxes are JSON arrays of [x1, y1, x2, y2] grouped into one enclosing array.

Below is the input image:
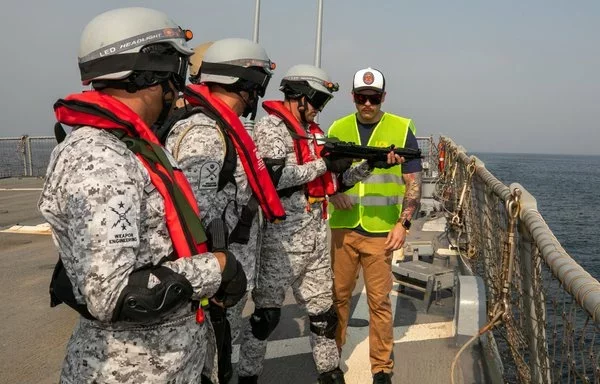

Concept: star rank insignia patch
[[106, 196, 139, 249]]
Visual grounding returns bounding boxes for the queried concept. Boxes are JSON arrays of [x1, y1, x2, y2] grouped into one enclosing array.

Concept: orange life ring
[[437, 142, 445, 173]]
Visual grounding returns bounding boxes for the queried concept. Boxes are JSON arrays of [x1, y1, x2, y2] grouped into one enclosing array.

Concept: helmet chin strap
[[297, 96, 309, 124], [238, 90, 259, 120], [152, 81, 176, 131]]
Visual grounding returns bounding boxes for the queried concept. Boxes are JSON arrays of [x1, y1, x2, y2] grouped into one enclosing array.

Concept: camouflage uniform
[[340, 159, 373, 187], [38, 127, 223, 383], [237, 114, 371, 377], [165, 113, 260, 342]]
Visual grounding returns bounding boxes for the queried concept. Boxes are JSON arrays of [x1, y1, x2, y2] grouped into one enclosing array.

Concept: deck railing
[[437, 136, 600, 384], [0, 136, 55, 178], [0, 134, 443, 180]]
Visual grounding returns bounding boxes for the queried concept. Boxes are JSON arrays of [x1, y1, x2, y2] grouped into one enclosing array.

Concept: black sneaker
[[373, 371, 392, 384]]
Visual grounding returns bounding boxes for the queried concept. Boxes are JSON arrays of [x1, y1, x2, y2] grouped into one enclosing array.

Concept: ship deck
[[0, 177, 486, 384]]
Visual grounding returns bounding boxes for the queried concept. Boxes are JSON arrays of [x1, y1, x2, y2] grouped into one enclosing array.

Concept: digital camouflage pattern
[[341, 158, 373, 189], [165, 112, 261, 342], [238, 113, 363, 377], [39, 127, 222, 383]]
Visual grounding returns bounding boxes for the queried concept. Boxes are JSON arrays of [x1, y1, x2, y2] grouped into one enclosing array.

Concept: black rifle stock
[[320, 140, 422, 162]]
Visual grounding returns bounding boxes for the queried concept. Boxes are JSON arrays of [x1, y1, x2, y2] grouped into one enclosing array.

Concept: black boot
[[237, 375, 259, 384], [318, 367, 346, 384]]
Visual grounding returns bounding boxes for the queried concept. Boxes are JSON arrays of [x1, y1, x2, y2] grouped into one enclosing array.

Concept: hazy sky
[[1, 0, 598, 154]]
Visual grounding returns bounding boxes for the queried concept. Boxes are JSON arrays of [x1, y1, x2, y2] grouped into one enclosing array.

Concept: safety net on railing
[[436, 136, 600, 384]]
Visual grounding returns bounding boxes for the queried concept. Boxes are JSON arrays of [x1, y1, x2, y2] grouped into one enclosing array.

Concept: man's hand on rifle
[[368, 147, 405, 169]]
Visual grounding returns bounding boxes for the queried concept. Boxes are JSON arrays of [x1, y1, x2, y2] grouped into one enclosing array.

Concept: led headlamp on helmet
[[78, 7, 194, 92], [77, 7, 195, 129]]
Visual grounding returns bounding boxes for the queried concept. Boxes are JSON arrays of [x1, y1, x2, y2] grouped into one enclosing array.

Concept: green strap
[[116, 132, 207, 246], [147, 141, 207, 245]]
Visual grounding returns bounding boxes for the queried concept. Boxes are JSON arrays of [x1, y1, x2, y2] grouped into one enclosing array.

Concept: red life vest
[[262, 100, 337, 201], [184, 84, 286, 223], [54, 91, 208, 258]]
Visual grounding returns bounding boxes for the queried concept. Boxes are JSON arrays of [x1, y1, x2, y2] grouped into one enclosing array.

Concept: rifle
[[320, 139, 422, 163]]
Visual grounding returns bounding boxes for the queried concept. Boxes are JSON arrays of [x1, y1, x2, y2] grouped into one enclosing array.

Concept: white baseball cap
[[353, 67, 385, 93]]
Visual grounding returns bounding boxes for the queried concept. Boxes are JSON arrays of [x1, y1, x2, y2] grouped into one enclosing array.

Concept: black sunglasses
[[353, 93, 383, 105]]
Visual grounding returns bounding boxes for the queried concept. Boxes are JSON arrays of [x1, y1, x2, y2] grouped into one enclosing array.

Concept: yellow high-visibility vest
[[327, 112, 414, 232]]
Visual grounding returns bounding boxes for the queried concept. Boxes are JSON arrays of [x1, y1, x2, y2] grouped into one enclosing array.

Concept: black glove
[[206, 218, 247, 307], [323, 157, 353, 173], [367, 157, 397, 169], [215, 251, 247, 307]]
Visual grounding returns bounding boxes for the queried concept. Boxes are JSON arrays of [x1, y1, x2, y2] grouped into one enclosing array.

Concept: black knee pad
[[250, 307, 281, 340], [309, 306, 338, 339]]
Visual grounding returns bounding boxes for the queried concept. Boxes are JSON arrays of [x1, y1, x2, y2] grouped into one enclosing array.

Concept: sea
[[475, 152, 600, 279]]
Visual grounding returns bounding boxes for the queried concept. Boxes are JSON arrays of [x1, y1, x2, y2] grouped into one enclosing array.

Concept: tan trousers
[[331, 228, 394, 374]]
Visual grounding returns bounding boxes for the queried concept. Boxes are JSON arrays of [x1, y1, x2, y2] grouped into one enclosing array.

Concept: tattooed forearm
[[400, 171, 422, 220]]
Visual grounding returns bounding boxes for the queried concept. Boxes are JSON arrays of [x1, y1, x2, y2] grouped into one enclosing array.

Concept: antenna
[[246, 0, 262, 133], [314, 0, 324, 68], [253, 0, 261, 43]]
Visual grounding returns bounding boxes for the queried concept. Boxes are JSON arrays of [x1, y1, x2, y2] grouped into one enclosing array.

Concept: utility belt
[[277, 186, 324, 200], [276, 185, 328, 219], [307, 196, 326, 204], [277, 186, 326, 202]]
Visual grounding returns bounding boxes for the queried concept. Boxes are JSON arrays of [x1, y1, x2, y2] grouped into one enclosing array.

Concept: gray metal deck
[[0, 178, 487, 384]]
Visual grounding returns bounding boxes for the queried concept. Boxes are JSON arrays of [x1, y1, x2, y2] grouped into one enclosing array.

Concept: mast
[[313, 0, 324, 123], [314, 0, 324, 68], [253, 0, 261, 43], [246, 0, 262, 133]]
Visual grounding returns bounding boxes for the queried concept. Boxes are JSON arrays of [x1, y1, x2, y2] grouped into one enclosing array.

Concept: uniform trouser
[[237, 220, 339, 377], [228, 233, 258, 344], [217, 232, 256, 382], [331, 228, 394, 374], [62, 313, 217, 384]]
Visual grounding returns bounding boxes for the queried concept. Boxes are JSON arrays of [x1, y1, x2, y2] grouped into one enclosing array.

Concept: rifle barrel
[[322, 141, 422, 160]]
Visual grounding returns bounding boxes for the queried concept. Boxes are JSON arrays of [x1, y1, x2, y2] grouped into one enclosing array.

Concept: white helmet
[[78, 7, 194, 88], [199, 38, 275, 97], [188, 41, 214, 81], [280, 64, 339, 111]]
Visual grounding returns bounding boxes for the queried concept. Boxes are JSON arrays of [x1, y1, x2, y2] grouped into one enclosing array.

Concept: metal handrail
[[514, 182, 600, 324], [442, 134, 600, 325]]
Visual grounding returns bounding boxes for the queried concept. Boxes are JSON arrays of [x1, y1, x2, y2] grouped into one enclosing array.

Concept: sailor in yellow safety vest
[[327, 67, 423, 384]]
